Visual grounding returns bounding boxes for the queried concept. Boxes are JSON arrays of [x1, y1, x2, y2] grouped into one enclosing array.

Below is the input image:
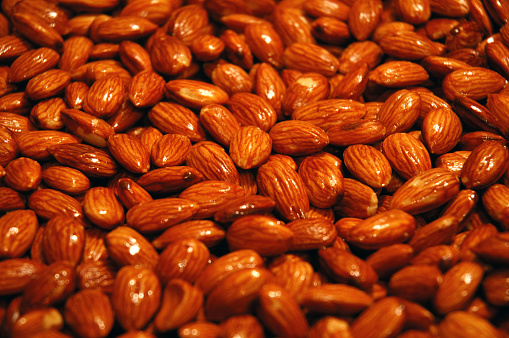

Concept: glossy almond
[[334, 178, 378, 219], [148, 102, 205, 142], [165, 79, 229, 109], [41, 216, 84, 266], [283, 42, 339, 77], [382, 133, 432, 180], [343, 144, 392, 189], [152, 220, 225, 249], [350, 297, 406, 338], [4, 157, 42, 192], [299, 283, 373, 315], [111, 266, 161, 331], [442, 67, 505, 101], [28, 189, 83, 220], [229, 126, 271, 169], [105, 226, 158, 269], [155, 238, 209, 284], [0, 258, 45, 295], [8, 47, 59, 83], [0, 210, 38, 259]]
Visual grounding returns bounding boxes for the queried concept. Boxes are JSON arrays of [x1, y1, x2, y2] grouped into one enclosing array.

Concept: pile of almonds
[[1, 0, 509, 336]]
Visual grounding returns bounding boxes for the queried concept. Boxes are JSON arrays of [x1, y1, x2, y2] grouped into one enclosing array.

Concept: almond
[[422, 107, 462, 154], [64, 81, 88, 110], [257, 283, 309, 338], [64, 289, 114, 338], [155, 238, 209, 284], [283, 42, 339, 76], [118, 40, 153, 74], [269, 254, 316, 297], [299, 283, 373, 316], [152, 220, 225, 249], [8, 47, 59, 83], [4, 157, 41, 192], [150, 35, 192, 76], [17, 130, 81, 162], [220, 29, 254, 70], [105, 226, 159, 269], [226, 215, 293, 256], [82, 227, 109, 263], [186, 141, 239, 184], [410, 245, 460, 271], [389, 265, 442, 303], [460, 141, 509, 190], [442, 67, 506, 101], [41, 216, 84, 266], [76, 260, 116, 294], [220, 314, 265, 338], [245, 23, 284, 68], [348, 0, 383, 41], [334, 178, 378, 219], [228, 92, 278, 132], [378, 89, 422, 135], [205, 267, 271, 322], [42, 166, 90, 196], [96, 16, 157, 42], [229, 126, 272, 169], [282, 72, 330, 116], [128, 70, 164, 108], [111, 265, 161, 331], [254, 62, 286, 118], [195, 249, 264, 295], [25, 69, 70, 101], [439, 311, 505, 338], [366, 244, 415, 279], [21, 261, 76, 310], [379, 32, 439, 60], [148, 102, 206, 142], [272, 8, 315, 47], [0, 210, 38, 259], [28, 189, 83, 220], [165, 79, 229, 109], [350, 297, 406, 338], [433, 261, 484, 315], [154, 278, 203, 332], [60, 108, 115, 148], [11, 11, 63, 51], [343, 144, 392, 189], [0, 258, 45, 295], [84, 74, 124, 119]]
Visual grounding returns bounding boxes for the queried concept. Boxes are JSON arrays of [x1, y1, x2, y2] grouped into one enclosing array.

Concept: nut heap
[[1, 0, 509, 337]]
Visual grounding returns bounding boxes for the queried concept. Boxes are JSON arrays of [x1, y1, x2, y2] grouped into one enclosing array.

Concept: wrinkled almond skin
[[390, 168, 460, 215], [128, 70, 164, 108], [41, 216, 85, 266], [42, 166, 90, 196], [61, 108, 115, 148], [460, 141, 509, 190], [105, 226, 159, 269], [298, 156, 344, 209], [152, 220, 225, 249], [442, 67, 506, 101], [439, 311, 505, 338], [283, 42, 339, 77], [107, 133, 150, 174], [28, 189, 83, 220], [334, 178, 378, 219], [126, 198, 199, 234], [148, 102, 206, 142], [389, 265, 442, 303], [270, 120, 329, 156], [155, 238, 209, 285], [64, 289, 114, 338], [186, 141, 239, 184], [229, 126, 271, 169], [228, 92, 278, 132], [257, 159, 310, 221], [205, 267, 271, 322], [154, 278, 204, 332], [25, 69, 71, 101], [350, 297, 406, 338], [434, 261, 484, 315], [347, 210, 415, 250], [111, 266, 161, 331], [83, 187, 124, 230], [4, 157, 41, 192], [0, 209, 38, 259], [84, 75, 124, 119], [0, 258, 45, 295], [21, 261, 76, 310], [343, 144, 392, 189], [165, 79, 229, 109], [226, 215, 293, 256]]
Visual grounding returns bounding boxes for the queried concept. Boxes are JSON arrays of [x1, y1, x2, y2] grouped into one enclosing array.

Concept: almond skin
[[111, 266, 161, 331], [155, 238, 209, 284], [347, 210, 416, 250], [28, 189, 83, 220], [4, 157, 42, 192], [0, 210, 38, 259], [128, 70, 164, 108], [154, 278, 204, 332], [257, 159, 310, 221], [41, 215, 85, 266], [269, 254, 316, 298], [64, 289, 114, 338], [229, 126, 272, 169], [334, 178, 378, 219], [84, 75, 124, 119], [83, 187, 125, 230], [105, 226, 159, 269], [152, 220, 225, 249], [382, 133, 432, 180], [390, 168, 460, 215], [270, 120, 329, 156], [42, 166, 90, 196], [422, 107, 463, 154], [226, 215, 294, 256], [107, 133, 150, 174], [148, 102, 206, 142], [9, 47, 59, 83], [0, 258, 45, 295], [343, 144, 392, 189], [350, 297, 406, 338], [389, 265, 442, 303]]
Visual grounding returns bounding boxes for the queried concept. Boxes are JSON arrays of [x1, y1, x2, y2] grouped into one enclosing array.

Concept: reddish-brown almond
[[8, 47, 59, 83], [0, 210, 38, 259], [152, 220, 225, 249], [41, 216, 84, 266], [460, 141, 509, 190], [389, 265, 442, 303], [28, 189, 83, 220], [148, 102, 205, 142], [439, 311, 505, 338], [83, 187, 124, 230], [378, 89, 422, 135], [443, 67, 506, 101], [205, 267, 271, 322], [270, 120, 329, 156], [17, 130, 81, 162], [334, 178, 378, 219], [111, 266, 161, 331], [42, 166, 90, 196], [105, 226, 159, 269], [150, 35, 192, 76], [155, 238, 209, 284], [4, 157, 41, 192], [348, 0, 383, 41], [283, 42, 339, 77], [60, 108, 115, 148], [226, 215, 293, 256], [366, 244, 415, 279], [0, 258, 45, 295], [350, 297, 406, 338], [343, 144, 392, 189], [434, 261, 484, 315], [229, 126, 271, 169], [84, 75, 124, 119], [154, 278, 204, 332]]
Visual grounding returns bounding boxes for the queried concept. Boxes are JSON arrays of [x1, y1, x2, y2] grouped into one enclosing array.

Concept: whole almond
[[283, 42, 339, 77], [299, 283, 373, 315], [152, 220, 225, 249], [442, 67, 505, 101], [0, 258, 45, 295], [439, 311, 505, 338], [4, 157, 41, 192], [270, 120, 329, 156], [378, 89, 422, 135], [348, 0, 383, 41], [148, 102, 206, 142], [8, 47, 59, 83], [0, 210, 38, 259], [211, 62, 253, 96], [411, 245, 460, 271], [245, 23, 284, 68], [205, 267, 271, 322], [128, 71, 164, 108], [155, 238, 209, 284], [154, 278, 204, 332], [118, 40, 152, 74], [422, 107, 462, 154], [334, 178, 378, 219], [105, 226, 158, 269], [229, 126, 271, 169], [272, 8, 315, 47], [269, 254, 316, 297], [64, 289, 114, 338], [179, 180, 246, 219], [254, 62, 286, 118], [165, 79, 229, 109], [60, 108, 115, 148], [47, 143, 119, 178], [389, 265, 442, 303], [25, 69, 71, 101], [350, 297, 406, 338], [228, 92, 278, 132], [366, 244, 415, 279], [76, 260, 116, 294], [111, 265, 161, 331], [83, 187, 124, 230], [343, 144, 392, 189], [42, 166, 90, 196], [84, 75, 124, 119], [257, 283, 309, 338], [150, 35, 192, 76], [460, 141, 509, 190], [434, 261, 484, 315], [195, 249, 264, 295], [11, 12, 63, 51], [282, 72, 330, 116], [41, 216, 85, 266], [226, 215, 294, 256], [220, 29, 254, 70], [126, 198, 199, 233], [28, 189, 83, 220]]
